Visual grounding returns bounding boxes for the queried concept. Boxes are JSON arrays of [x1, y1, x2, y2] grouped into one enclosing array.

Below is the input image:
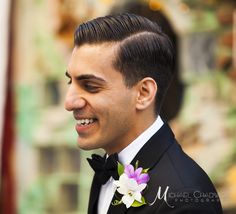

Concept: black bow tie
[[87, 153, 119, 185]]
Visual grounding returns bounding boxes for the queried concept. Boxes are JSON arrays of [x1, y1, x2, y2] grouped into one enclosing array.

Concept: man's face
[[65, 43, 139, 154]]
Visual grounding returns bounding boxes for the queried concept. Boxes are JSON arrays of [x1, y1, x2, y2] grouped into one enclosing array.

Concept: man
[[65, 13, 222, 214]]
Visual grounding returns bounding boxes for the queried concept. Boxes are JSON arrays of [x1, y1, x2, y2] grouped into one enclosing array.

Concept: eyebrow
[[65, 71, 71, 78], [65, 71, 107, 83]]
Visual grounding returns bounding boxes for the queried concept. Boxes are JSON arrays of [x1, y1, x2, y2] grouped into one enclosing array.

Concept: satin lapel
[[88, 175, 101, 214], [106, 123, 175, 214], [130, 123, 175, 170]]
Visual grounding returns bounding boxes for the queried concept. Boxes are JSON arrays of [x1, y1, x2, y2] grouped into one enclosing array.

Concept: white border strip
[[0, 0, 11, 168]]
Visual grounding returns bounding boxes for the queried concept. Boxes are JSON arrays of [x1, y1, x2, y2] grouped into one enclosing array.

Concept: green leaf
[[112, 199, 123, 206], [135, 160, 139, 169], [142, 168, 150, 173], [117, 162, 124, 176], [131, 197, 146, 207]]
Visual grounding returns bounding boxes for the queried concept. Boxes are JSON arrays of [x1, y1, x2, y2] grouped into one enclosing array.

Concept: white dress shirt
[[97, 116, 164, 214]]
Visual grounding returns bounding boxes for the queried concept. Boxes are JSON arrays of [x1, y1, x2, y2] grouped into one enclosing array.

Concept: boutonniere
[[112, 161, 150, 208]]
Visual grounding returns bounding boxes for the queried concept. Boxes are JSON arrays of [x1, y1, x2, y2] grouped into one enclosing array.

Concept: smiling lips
[[75, 118, 97, 132], [77, 118, 96, 126]]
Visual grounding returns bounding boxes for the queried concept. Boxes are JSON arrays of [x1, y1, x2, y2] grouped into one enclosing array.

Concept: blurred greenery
[[214, 70, 232, 100], [34, 32, 66, 79], [183, 0, 219, 9], [209, 72, 236, 183], [211, 138, 236, 184], [16, 84, 40, 143], [191, 11, 219, 32], [19, 178, 58, 214]]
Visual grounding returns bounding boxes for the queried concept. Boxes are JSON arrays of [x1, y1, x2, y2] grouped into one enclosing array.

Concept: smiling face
[[65, 43, 143, 154]]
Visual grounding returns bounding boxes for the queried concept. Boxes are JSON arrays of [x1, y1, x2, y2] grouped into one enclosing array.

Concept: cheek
[[106, 96, 136, 126], [91, 89, 136, 121]]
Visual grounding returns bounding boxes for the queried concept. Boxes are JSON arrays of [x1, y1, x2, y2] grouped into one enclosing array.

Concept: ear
[[135, 77, 157, 111]]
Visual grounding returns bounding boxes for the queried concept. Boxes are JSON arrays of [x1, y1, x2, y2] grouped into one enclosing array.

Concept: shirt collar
[[118, 115, 164, 165]]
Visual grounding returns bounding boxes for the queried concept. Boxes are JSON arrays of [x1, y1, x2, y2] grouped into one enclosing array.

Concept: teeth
[[77, 118, 95, 126]]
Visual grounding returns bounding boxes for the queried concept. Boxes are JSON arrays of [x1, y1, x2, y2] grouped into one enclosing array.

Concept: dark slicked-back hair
[[74, 13, 174, 114]]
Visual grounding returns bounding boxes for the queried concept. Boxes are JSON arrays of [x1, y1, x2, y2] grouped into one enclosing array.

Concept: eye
[[83, 83, 100, 93]]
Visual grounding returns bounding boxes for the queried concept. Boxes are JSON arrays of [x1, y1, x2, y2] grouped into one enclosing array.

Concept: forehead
[[67, 43, 119, 78]]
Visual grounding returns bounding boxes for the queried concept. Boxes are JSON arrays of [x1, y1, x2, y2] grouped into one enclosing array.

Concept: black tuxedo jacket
[[88, 123, 223, 214]]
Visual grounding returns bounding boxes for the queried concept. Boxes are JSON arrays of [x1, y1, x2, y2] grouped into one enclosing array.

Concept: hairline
[[74, 30, 159, 84]]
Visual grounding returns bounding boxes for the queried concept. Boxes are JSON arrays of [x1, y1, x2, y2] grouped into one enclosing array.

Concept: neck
[[105, 111, 157, 155]]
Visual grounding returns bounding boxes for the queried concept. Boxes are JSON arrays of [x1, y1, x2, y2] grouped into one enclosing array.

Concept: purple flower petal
[[137, 173, 150, 184], [134, 167, 142, 177], [124, 164, 134, 177]]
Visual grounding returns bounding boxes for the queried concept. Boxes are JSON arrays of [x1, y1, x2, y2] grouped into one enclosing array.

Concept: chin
[[77, 140, 101, 151]]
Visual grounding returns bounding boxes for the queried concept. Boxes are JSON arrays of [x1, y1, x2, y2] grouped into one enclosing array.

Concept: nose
[[64, 86, 86, 111]]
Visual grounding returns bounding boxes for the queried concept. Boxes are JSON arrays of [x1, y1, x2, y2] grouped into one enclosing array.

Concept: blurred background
[[1, 0, 236, 213]]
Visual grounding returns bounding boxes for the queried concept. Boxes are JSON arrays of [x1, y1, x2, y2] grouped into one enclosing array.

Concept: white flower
[[113, 173, 147, 208]]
